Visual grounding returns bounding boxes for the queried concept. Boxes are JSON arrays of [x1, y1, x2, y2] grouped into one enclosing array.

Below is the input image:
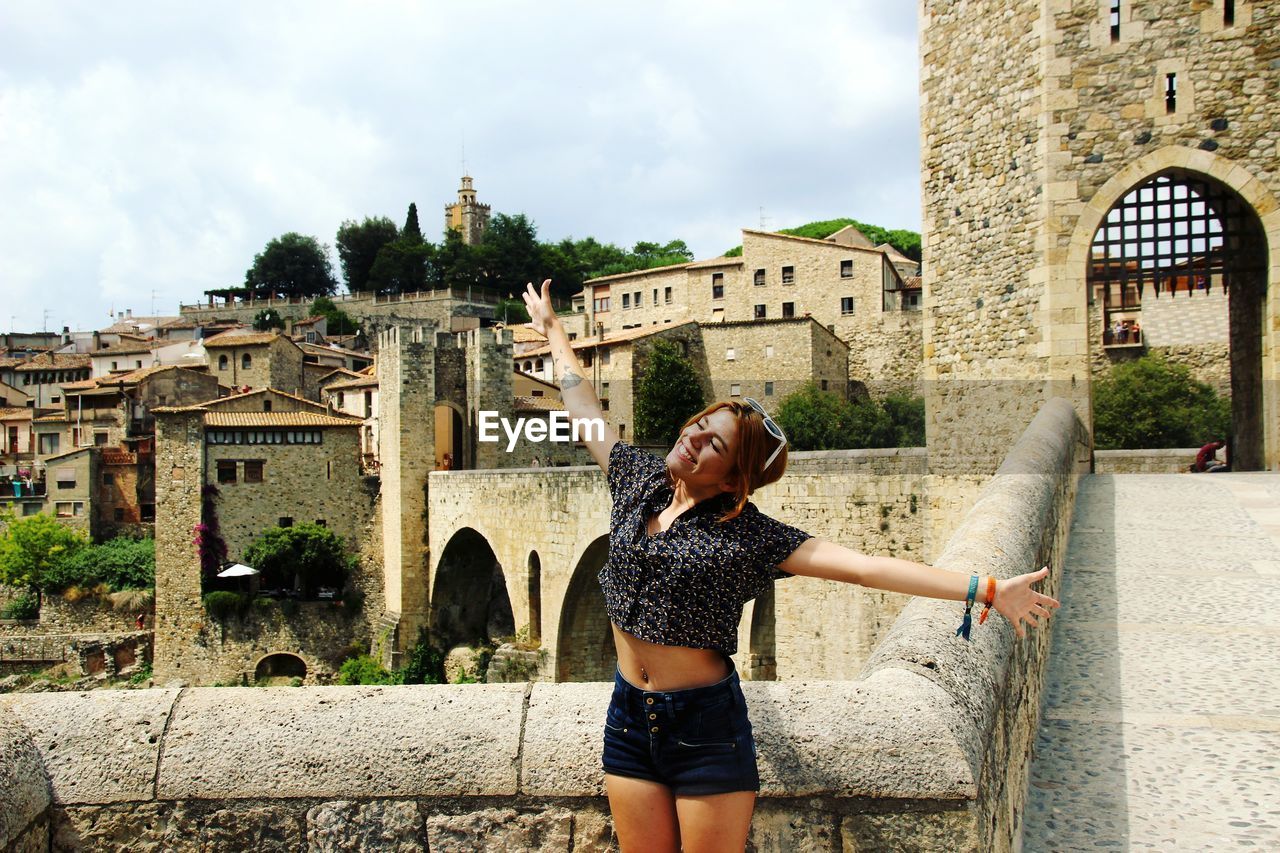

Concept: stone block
[[1, 689, 179, 805], [0, 703, 49, 848], [157, 684, 525, 799], [425, 807, 573, 852], [306, 800, 425, 852], [522, 682, 614, 796]]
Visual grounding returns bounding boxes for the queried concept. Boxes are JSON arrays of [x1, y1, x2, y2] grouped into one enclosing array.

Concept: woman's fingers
[[1032, 603, 1053, 618]]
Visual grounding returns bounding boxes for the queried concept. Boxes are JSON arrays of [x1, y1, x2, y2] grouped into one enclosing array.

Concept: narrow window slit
[[1165, 73, 1177, 114], [1110, 0, 1121, 42]]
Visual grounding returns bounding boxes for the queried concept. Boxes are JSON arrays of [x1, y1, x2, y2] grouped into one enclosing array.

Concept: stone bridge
[[421, 446, 928, 684], [1, 398, 1087, 852]]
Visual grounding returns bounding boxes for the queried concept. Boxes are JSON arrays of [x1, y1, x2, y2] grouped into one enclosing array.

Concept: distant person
[[522, 278, 1060, 849], [135, 612, 145, 630], [531, 455, 542, 467], [441, 453, 453, 471], [1193, 439, 1228, 473]]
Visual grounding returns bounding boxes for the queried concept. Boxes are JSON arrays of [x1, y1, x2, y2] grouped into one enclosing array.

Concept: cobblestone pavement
[[1023, 473, 1280, 851]]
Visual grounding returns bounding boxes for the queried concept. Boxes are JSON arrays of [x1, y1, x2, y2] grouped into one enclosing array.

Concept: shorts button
[[648, 713, 656, 720], [645, 698, 654, 705], [650, 726, 659, 733]]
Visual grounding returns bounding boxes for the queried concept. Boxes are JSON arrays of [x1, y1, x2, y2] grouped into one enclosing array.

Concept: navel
[[640, 666, 649, 682]]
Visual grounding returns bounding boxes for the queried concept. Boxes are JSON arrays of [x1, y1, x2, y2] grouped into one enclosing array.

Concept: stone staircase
[[1023, 473, 1280, 850]]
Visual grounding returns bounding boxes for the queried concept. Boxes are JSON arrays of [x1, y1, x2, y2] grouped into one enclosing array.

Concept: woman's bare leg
[[605, 774, 680, 852], [675, 791, 756, 852]]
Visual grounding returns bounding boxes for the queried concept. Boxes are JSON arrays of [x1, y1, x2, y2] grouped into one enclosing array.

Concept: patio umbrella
[[217, 563, 259, 577]]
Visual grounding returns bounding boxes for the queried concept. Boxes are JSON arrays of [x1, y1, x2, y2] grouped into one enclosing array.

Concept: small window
[[218, 355, 228, 370], [726, 348, 735, 361], [765, 381, 774, 396], [754, 304, 767, 320], [51, 396, 61, 405], [244, 460, 264, 483], [278, 516, 293, 528], [730, 384, 741, 397], [57, 474, 76, 489], [263, 400, 272, 412], [216, 460, 237, 484], [782, 302, 795, 319], [1110, 0, 1120, 42], [601, 398, 610, 411], [111, 361, 118, 370], [782, 266, 795, 285], [712, 272, 724, 286], [242, 353, 252, 370], [601, 381, 610, 397], [633, 291, 641, 307], [840, 260, 853, 278], [102, 473, 114, 486], [821, 380, 829, 391], [531, 389, 544, 397], [73, 502, 84, 517], [841, 297, 855, 315], [754, 269, 766, 286], [1165, 73, 1177, 114], [22, 502, 40, 516], [569, 332, 578, 340], [1225, 0, 1235, 26], [114, 507, 125, 522], [664, 286, 672, 304], [94, 432, 108, 446], [712, 283, 724, 300], [622, 293, 631, 309], [135, 360, 142, 369], [601, 348, 610, 365], [38, 434, 60, 455], [337, 391, 345, 407], [652, 288, 658, 305], [56, 502, 73, 518]]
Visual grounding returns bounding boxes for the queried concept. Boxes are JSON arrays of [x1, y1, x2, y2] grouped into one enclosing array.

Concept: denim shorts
[[601, 666, 760, 796]]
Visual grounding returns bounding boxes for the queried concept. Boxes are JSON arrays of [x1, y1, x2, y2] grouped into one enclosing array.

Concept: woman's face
[[666, 408, 740, 493]]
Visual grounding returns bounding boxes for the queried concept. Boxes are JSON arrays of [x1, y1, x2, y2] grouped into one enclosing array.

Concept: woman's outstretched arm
[[779, 538, 1060, 638], [522, 279, 619, 471]]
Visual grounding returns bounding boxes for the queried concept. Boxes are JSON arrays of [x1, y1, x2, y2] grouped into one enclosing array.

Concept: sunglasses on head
[[743, 397, 787, 471]]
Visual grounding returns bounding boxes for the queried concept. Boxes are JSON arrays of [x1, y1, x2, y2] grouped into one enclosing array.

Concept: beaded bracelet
[[956, 574, 979, 640]]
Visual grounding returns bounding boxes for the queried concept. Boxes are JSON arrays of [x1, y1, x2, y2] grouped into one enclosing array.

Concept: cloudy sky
[[0, 1, 920, 334]]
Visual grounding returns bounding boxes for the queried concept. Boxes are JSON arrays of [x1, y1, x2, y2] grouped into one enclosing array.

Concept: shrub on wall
[[775, 383, 926, 451], [50, 536, 155, 594], [0, 510, 87, 605], [202, 591, 249, 621], [1, 591, 39, 620]]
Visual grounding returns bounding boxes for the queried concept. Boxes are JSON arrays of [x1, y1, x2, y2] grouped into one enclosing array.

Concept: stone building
[[515, 318, 850, 441], [444, 174, 491, 245], [202, 330, 306, 398], [582, 225, 923, 397], [8, 352, 91, 410], [919, 0, 1279, 553]]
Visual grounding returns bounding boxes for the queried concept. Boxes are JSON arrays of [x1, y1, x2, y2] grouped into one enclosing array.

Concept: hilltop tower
[[444, 175, 491, 246], [920, 0, 1278, 548]]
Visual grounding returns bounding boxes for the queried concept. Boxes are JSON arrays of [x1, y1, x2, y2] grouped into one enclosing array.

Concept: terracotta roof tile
[[203, 411, 361, 428], [517, 321, 697, 359], [0, 407, 33, 421], [202, 330, 285, 348], [324, 375, 379, 391], [13, 352, 91, 371], [514, 395, 566, 413], [903, 276, 922, 289]]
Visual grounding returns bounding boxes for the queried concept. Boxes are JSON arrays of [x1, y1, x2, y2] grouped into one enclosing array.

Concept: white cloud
[[0, 1, 919, 332]]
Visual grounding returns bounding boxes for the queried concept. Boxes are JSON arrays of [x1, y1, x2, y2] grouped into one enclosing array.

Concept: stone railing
[[0, 399, 1088, 852], [1093, 448, 1200, 473]]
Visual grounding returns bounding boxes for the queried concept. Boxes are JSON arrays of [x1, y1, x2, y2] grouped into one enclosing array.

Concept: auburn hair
[[670, 399, 789, 523]]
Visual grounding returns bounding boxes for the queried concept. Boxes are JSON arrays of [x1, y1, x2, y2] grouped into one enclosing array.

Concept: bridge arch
[[431, 527, 515, 651], [253, 652, 307, 683], [1062, 147, 1279, 468], [555, 535, 613, 682]]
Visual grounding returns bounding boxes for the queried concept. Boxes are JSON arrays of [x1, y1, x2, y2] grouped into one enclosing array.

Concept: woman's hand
[[994, 566, 1060, 639], [521, 279, 558, 337]]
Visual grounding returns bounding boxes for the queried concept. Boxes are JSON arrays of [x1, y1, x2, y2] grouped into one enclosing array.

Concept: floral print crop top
[[598, 441, 813, 656]]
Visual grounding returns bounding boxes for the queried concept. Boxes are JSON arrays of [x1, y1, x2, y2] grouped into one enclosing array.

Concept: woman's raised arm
[[779, 539, 1059, 639], [522, 279, 619, 471]]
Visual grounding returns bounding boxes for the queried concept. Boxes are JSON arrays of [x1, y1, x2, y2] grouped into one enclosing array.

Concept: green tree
[[881, 393, 926, 447], [0, 511, 87, 604], [402, 203, 423, 242], [243, 523, 352, 598], [495, 297, 530, 325], [311, 296, 358, 336], [722, 218, 921, 262], [368, 238, 433, 294], [475, 213, 542, 291], [50, 536, 155, 593], [252, 308, 284, 331], [244, 232, 338, 299], [336, 216, 400, 293], [1093, 354, 1231, 449], [634, 340, 706, 446], [775, 382, 853, 451]]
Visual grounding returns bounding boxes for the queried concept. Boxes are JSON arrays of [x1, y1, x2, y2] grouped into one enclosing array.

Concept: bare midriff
[[612, 624, 732, 691]]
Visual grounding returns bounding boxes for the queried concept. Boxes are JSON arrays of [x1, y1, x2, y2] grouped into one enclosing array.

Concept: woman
[[522, 280, 1059, 852]]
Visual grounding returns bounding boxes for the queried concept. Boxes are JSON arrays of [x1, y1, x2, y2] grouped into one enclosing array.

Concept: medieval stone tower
[[444, 175, 491, 246], [919, 0, 1278, 551], [376, 324, 515, 660]]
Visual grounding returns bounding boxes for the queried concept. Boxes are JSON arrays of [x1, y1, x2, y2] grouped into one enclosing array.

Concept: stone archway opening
[[433, 403, 466, 470], [1088, 169, 1269, 468], [527, 550, 542, 644], [747, 586, 777, 681], [555, 536, 614, 682], [431, 528, 515, 651], [254, 653, 307, 684]]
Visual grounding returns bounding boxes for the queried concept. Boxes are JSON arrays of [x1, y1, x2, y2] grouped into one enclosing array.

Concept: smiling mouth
[[677, 442, 695, 463]]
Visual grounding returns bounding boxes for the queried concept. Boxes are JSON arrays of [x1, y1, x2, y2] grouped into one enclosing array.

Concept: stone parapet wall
[[1093, 448, 1200, 474], [0, 400, 1085, 851]]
